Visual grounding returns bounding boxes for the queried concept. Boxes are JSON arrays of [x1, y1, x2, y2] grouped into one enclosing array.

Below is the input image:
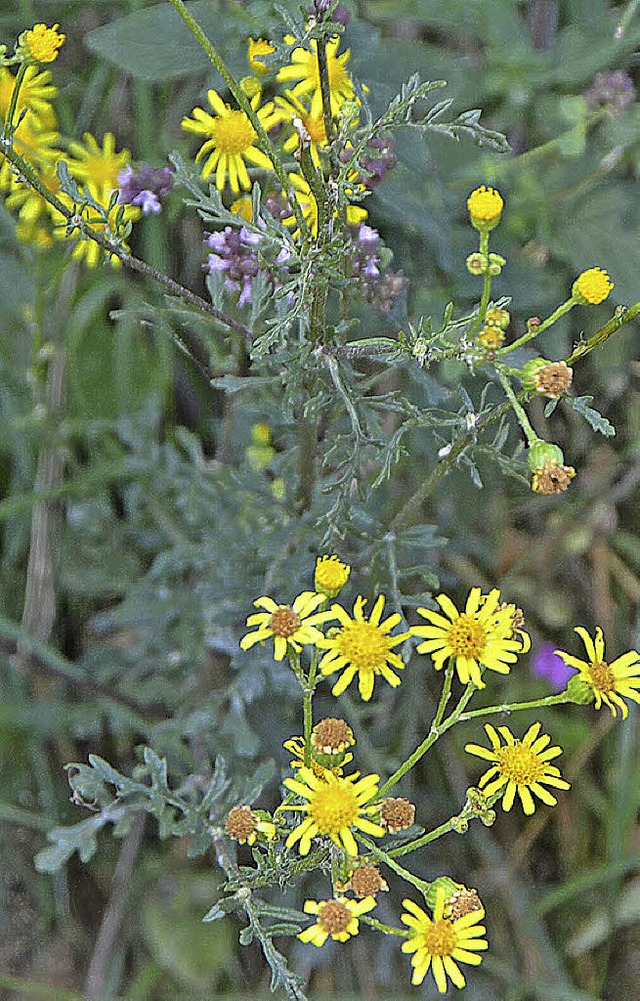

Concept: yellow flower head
[[65, 132, 131, 202], [247, 37, 275, 74], [299, 896, 376, 947], [230, 194, 253, 221], [412, 588, 525, 689], [401, 885, 488, 992], [283, 765, 384, 855], [4, 164, 64, 247], [0, 64, 58, 128], [572, 267, 614, 305], [282, 172, 367, 239], [464, 722, 571, 815], [240, 590, 335, 661], [181, 88, 277, 192], [0, 116, 60, 193], [315, 554, 350, 598], [277, 35, 353, 116], [20, 23, 66, 64], [317, 594, 410, 701], [274, 90, 328, 166], [554, 626, 640, 719], [467, 185, 504, 231]]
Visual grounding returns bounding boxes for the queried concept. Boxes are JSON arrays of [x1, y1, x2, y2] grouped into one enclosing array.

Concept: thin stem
[[166, 0, 308, 238], [388, 817, 455, 857], [432, 658, 454, 728], [315, 34, 337, 146], [467, 231, 491, 337], [496, 297, 576, 356], [358, 836, 431, 896], [360, 915, 407, 937], [496, 367, 538, 445], [458, 691, 571, 722], [2, 60, 27, 138], [376, 683, 475, 798]]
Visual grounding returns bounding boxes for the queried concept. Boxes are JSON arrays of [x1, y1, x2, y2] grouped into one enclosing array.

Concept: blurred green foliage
[[1, 1, 640, 1000]]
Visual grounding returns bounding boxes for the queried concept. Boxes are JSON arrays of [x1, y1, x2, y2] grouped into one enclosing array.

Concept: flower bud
[[565, 674, 596, 705], [527, 440, 565, 472], [426, 876, 461, 909], [467, 185, 504, 231], [466, 252, 488, 275], [572, 267, 614, 305]]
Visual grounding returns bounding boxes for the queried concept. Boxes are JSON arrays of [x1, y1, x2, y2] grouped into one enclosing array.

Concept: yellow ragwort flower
[[555, 626, 640, 718], [273, 89, 328, 166], [282, 172, 367, 239], [283, 765, 384, 856], [314, 554, 350, 598], [299, 896, 376, 947], [247, 37, 275, 75], [20, 23, 66, 64], [467, 185, 503, 230], [65, 132, 131, 202], [411, 588, 526, 689], [401, 885, 488, 992], [0, 64, 58, 128], [277, 35, 354, 116], [465, 722, 571, 815], [181, 88, 277, 192], [58, 182, 140, 268], [240, 590, 335, 661], [572, 267, 614, 305], [317, 595, 410, 701], [4, 165, 65, 248]]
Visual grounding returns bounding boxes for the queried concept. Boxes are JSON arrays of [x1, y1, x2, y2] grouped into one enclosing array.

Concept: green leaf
[[565, 395, 616, 437]]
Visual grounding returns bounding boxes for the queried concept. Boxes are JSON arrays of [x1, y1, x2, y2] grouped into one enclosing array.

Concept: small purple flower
[[349, 224, 407, 314], [531, 642, 575, 691], [584, 70, 636, 114], [203, 224, 291, 309], [118, 163, 173, 215]]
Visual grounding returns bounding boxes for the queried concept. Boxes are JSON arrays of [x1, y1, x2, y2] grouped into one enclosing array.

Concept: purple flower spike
[[531, 642, 575, 691]]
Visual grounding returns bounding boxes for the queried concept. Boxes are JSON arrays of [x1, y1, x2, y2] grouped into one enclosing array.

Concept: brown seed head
[[380, 797, 415, 833], [532, 462, 576, 495], [311, 718, 355, 755], [225, 805, 258, 843], [527, 316, 541, 329], [349, 863, 389, 898], [533, 361, 573, 399], [269, 606, 301, 638], [446, 887, 483, 920], [318, 899, 351, 934]]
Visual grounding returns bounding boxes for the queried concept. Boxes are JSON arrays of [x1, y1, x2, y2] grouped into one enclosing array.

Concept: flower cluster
[[349, 224, 407, 314], [205, 224, 291, 306], [117, 163, 173, 215]]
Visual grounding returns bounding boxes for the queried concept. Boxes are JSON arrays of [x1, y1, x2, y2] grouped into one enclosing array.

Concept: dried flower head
[[445, 887, 483, 921], [299, 896, 376, 947], [347, 862, 389, 898], [379, 797, 416, 833], [521, 358, 573, 398], [224, 805, 275, 844], [311, 718, 355, 756], [531, 462, 576, 494]]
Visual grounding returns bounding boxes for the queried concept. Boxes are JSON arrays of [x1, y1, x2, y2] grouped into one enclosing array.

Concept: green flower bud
[[527, 439, 565, 472], [565, 674, 595, 706], [466, 252, 488, 275], [426, 876, 461, 909]]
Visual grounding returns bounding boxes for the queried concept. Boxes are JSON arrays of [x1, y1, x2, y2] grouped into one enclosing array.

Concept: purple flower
[[117, 163, 173, 215], [531, 642, 575, 691], [203, 225, 291, 309]]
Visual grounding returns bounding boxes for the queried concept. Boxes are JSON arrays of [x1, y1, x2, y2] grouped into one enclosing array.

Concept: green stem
[[458, 691, 571, 722], [467, 231, 491, 337], [3, 60, 27, 138], [376, 683, 475, 799], [496, 297, 576, 357], [360, 915, 407, 937], [566, 301, 640, 365], [432, 658, 454, 728], [358, 836, 431, 896], [166, 0, 308, 238], [496, 367, 538, 445], [315, 33, 336, 146], [388, 817, 455, 858]]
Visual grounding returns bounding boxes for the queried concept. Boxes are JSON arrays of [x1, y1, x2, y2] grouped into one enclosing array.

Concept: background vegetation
[[1, 1, 639, 1000]]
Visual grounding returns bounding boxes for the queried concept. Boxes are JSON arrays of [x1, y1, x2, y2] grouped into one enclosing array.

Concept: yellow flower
[[273, 90, 328, 166], [283, 765, 384, 855], [554, 626, 640, 718], [299, 896, 376, 947], [240, 590, 335, 661], [317, 595, 410, 701], [230, 194, 253, 220], [277, 35, 354, 116], [314, 554, 350, 598], [4, 164, 65, 247], [0, 116, 60, 194], [0, 64, 58, 128], [467, 185, 503, 231], [181, 88, 277, 192], [464, 722, 571, 815], [20, 23, 66, 63], [65, 132, 131, 203], [282, 173, 367, 238], [59, 183, 140, 268], [247, 37, 275, 74], [411, 588, 525, 688], [572, 267, 614, 305], [401, 885, 488, 992]]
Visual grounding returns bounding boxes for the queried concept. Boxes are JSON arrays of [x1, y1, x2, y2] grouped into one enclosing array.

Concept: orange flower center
[[422, 919, 457, 957], [210, 110, 256, 155], [589, 659, 615, 692], [447, 615, 486, 659], [269, 607, 301, 638], [309, 779, 359, 834], [318, 900, 350, 934]]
